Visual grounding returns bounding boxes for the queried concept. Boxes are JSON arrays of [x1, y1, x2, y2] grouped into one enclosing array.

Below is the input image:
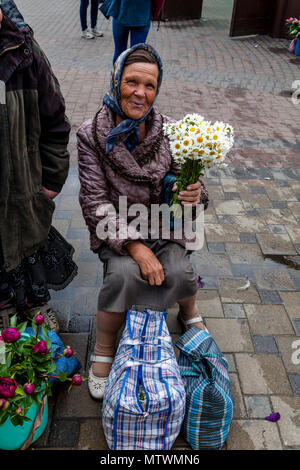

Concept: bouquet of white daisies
[[163, 113, 234, 209]]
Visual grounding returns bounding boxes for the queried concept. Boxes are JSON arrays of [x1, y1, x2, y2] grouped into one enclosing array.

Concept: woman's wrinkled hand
[[126, 241, 165, 286], [42, 186, 59, 200], [172, 181, 202, 207]]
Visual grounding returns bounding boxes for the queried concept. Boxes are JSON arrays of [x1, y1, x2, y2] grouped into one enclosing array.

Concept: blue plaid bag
[[176, 327, 234, 450], [102, 308, 186, 450]]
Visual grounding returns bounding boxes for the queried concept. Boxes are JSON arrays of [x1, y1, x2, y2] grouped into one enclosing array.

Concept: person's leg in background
[[130, 20, 151, 48], [90, 0, 103, 37], [80, 0, 94, 39], [80, 0, 88, 31], [112, 17, 130, 63]]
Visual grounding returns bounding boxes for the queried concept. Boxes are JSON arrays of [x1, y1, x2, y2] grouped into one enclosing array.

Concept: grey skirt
[[97, 240, 197, 312]]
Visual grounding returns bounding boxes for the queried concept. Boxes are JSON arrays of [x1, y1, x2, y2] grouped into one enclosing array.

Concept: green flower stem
[[53, 354, 64, 360], [171, 160, 205, 213], [51, 375, 72, 382]]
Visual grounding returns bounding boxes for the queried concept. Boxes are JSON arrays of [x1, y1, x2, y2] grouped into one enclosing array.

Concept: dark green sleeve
[[33, 40, 71, 192]]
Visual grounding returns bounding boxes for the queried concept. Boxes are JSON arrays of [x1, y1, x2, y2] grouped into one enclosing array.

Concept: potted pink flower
[[0, 313, 85, 450]]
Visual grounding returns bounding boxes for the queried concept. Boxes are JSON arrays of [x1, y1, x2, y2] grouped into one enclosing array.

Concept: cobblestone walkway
[[13, 0, 300, 451]]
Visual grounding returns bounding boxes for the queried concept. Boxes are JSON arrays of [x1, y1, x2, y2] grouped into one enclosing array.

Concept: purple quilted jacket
[[77, 105, 209, 255]]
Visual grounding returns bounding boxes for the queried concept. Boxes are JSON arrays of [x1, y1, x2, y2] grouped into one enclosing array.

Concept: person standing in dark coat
[[0, 0, 77, 332]]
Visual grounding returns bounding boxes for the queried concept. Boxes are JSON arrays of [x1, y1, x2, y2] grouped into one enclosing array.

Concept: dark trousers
[[112, 18, 151, 64], [80, 0, 99, 31]]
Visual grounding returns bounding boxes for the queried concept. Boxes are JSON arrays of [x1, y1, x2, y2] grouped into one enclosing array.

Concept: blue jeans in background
[[112, 18, 151, 64], [80, 0, 99, 31]]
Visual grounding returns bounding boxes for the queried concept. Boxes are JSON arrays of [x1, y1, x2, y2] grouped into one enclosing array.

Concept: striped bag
[[176, 326, 234, 450], [102, 308, 186, 450]]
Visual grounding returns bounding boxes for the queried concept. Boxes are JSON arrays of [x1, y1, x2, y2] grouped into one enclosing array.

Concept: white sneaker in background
[[81, 28, 95, 39], [91, 27, 104, 37]]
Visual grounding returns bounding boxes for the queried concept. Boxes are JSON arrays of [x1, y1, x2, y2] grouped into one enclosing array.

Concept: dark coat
[[0, 14, 71, 270], [100, 0, 166, 25]]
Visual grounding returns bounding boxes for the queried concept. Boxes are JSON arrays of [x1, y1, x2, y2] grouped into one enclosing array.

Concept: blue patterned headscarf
[[103, 43, 163, 154]]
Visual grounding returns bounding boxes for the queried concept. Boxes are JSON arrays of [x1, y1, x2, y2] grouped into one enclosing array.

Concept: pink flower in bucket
[[64, 347, 74, 358], [0, 398, 9, 410], [34, 313, 45, 326], [15, 406, 23, 416], [23, 383, 35, 395], [71, 374, 83, 386], [1, 327, 20, 343], [0, 377, 18, 398], [33, 340, 49, 356], [0, 313, 86, 432]]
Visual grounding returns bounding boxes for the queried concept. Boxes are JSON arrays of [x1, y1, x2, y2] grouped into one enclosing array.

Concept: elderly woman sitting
[[77, 43, 209, 399]]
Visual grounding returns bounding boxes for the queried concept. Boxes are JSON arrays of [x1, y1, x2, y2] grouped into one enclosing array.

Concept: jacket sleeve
[[33, 40, 71, 193], [99, 0, 113, 19], [77, 122, 145, 255]]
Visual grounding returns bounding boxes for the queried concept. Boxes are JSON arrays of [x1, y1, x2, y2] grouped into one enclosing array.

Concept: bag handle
[[20, 393, 47, 450], [180, 353, 228, 380], [123, 337, 171, 346], [124, 357, 173, 367], [179, 349, 228, 371], [180, 360, 216, 380]]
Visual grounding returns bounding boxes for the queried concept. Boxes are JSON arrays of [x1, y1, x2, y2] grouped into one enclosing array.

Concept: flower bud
[[71, 374, 83, 386], [23, 382, 35, 395], [35, 313, 44, 326], [63, 346, 73, 358], [33, 340, 49, 356], [0, 398, 9, 410], [16, 406, 23, 415]]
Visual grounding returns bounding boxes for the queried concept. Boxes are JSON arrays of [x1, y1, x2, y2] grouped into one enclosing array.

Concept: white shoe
[[91, 27, 104, 37], [177, 314, 209, 333], [81, 28, 94, 39], [88, 354, 114, 400]]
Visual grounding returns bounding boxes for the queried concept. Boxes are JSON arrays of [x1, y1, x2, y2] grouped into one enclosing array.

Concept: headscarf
[[0, 0, 28, 30], [103, 43, 163, 154]]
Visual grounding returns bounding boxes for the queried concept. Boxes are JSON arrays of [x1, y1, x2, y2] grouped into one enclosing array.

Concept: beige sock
[[179, 304, 206, 330], [92, 309, 124, 378]]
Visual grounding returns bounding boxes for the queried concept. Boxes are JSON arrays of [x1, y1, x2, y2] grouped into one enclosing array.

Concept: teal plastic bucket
[[0, 398, 48, 450]]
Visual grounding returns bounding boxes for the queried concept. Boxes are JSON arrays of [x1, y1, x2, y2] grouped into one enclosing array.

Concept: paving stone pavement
[[13, 0, 300, 451]]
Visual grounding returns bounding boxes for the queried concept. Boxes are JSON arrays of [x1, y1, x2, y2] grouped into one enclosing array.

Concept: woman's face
[[119, 62, 159, 120]]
